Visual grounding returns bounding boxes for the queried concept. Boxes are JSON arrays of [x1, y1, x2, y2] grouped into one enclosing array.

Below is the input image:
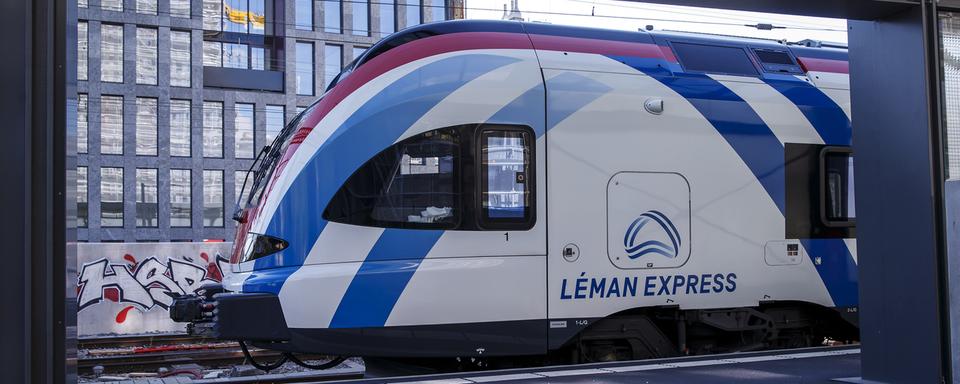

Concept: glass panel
[[825, 152, 855, 221], [136, 28, 158, 85], [170, 169, 192, 227], [203, 41, 222, 67], [378, 0, 395, 37], [102, 0, 123, 11], [79, 0, 87, 8], [942, 13, 960, 179], [170, 30, 191, 87], [352, 0, 369, 36], [482, 130, 530, 219], [203, 101, 224, 158], [324, 0, 342, 33], [170, 99, 192, 157], [203, 170, 224, 227], [404, 0, 420, 28], [101, 167, 124, 227], [137, 0, 157, 14], [101, 95, 124, 155], [223, 43, 248, 69], [295, 0, 313, 30], [171, 0, 191, 18], [249, 0, 265, 34], [224, 0, 248, 33], [429, 0, 444, 21], [235, 170, 252, 206], [296, 106, 306, 114], [135, 98, 158, 156], [203, 0, 222, 31], [77, 94, 88, 154], [295, 42, 314, 95], [234, 103, 255, 159], [101, 24, 124, 83], [265, 105, 284, 145], [323, 127, 459, 228], [135, 169, 159, 227], [78, 22, 88, 81], [251, 47, 265, 70], [78, 167, 88, 228], [324, 44, 341, 90], [352, 46, 367, 62]]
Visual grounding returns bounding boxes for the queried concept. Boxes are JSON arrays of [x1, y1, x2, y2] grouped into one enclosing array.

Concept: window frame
[[819, 146, 856, 228], [476, 125, 536, 230]]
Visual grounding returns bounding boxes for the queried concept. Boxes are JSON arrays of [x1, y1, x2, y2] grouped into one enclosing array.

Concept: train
[[171, 19, 859, 363]]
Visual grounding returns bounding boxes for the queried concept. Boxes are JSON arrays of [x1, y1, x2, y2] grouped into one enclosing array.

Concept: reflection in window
[[136, 168, 159, 227], [379, 0, 395, 37], [78, 167, 88, 228], [203, 0, 222, 30], [137, 28, 158, 85], [324, 127, 459, 228], [249, 0, 265, 34], [136, 98, 158, 156], [251, 47, 265, 70], [234, 103, 255, 158], [101, 167, 124, 227], [170, 169, 192, 227], [296, 0, 313, 30], [404, 0, 421, 28], [203, 101, 223, 158], [265, 105, 284, 145], [78, 22, 88, 81], [296, 42, 314, 95], [170, 99, 192, 157], [353, 46, 367, 62], [78, 94, 88, 154], [171, 0, 191, 18], [428, 0, 445, 21], [296, 106, 307, 114], [137, 0, 157, 14], [203, 170, 224, 227], [353, 0, 369, 36], [101, 24, 124, 83], [171, 31, 191, 87], [481, 130, 530, 220], [324, 44, 342, 90], [79, 0, 87, 8], [203, 41, 222, 66], [235, 170, 252, 206], [824, 152, 855, 222], [102, 0, 123, 11], [223, 43, 249, 69], [324, 0, 342, 33], [101, 95, 124, 155]]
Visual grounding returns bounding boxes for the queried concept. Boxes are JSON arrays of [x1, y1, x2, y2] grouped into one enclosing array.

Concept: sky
[[463, 0, 848, 44]]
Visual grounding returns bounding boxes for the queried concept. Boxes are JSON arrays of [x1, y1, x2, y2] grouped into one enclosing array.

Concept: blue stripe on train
[[764, 79, 851, 146], [800, 239, 858, 307]]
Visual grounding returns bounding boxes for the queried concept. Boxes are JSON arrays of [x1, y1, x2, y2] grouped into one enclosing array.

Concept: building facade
[[76, 0, 455, 242]]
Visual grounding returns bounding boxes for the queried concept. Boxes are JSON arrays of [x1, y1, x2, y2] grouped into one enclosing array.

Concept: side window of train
[[671, 42, 759, 77], [323, 127, 462, 229], [478, 127, 535, 230], [821, 147, 855, 227]]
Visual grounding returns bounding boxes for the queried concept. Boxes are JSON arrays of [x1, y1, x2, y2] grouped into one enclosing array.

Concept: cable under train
[[171, 19, 859, 363]]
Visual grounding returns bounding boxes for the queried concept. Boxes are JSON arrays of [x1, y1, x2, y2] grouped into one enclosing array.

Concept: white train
[[172, 20, 859, 362]]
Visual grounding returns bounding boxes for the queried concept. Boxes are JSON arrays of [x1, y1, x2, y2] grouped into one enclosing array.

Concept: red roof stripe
[[797, 56, 849, 74]]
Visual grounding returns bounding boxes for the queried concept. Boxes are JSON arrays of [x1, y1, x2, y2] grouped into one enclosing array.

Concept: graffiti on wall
[[76, 242, 233, 337]]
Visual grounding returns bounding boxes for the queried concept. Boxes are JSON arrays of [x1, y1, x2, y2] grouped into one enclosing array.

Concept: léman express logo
[[624, 210, 681, 259]]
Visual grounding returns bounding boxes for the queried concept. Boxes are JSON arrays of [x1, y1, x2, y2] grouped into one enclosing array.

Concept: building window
[[78, 21, 88, 81], [78, 94, 88, 154], [324, 0, 342, 33], [352, 46, 367, 62], [137, 28, 158, 85], [404, 0, 421, 28], [295, 0, 313, 30], [102, 0, 123, 11], [204, 41, 266, 70], [235, 170, 252, 206], [203, 0, 223, 31], [205, 0, 266, 34], [203, 41, 222, 66], [136, 168, 159, 227], [265, 105, 284, 145], [101, 167, 124, 227], [101, 95, 124, 155], [378, 0, 395, 37], [428, 0, 444, 21], [203, 101, 224, 158], [171, 0, 191, 18], [170, 169, 192, 227], [171, 30, 192, 87], [480, 128, 533, 227], [324, 44, 342, 91], [101, 24, 124, 83], [78, 167, 88, 228], [223, 43, 249, 68], [234, 103, 255, 158], [137, 0, 158, 14], [251, 47, 265, 70], [296, 42, 314, 95], [353, 0, 370, 36], [79, 0, 87, 8], [296, 106, 307, 114], [170, 99, 192, 157], [136, 98, 158, 156], [203, 170, 224, 227]]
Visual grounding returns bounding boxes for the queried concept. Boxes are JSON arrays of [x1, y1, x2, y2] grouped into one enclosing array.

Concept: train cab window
[[821, 148, 855, 227], [324, 127, 461, 229], [672, 42, 758, 76], [479, 128, 534, 229]]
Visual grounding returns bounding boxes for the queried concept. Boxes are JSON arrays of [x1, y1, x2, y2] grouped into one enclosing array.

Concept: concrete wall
[[76, 242, 233, 337]]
